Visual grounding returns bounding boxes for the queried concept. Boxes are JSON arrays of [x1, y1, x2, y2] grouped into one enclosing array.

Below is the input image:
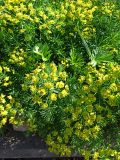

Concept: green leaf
[[33, 43, 51, 61]]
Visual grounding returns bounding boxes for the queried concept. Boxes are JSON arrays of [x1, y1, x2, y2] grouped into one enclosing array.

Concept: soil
[[0, 128, 83, 159], [0, 128, 53, 158]]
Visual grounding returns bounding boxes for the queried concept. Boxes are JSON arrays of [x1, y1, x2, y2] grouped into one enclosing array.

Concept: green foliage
[[0, 0, 120, 159]]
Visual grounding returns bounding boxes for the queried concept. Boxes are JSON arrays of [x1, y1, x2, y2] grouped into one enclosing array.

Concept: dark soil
[[0, 127, 83, 159]]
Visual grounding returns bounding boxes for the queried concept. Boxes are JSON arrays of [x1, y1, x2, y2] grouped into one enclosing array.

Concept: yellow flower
[[57, 136, 62, 143], [1, 118, 7, 125], [6, 104, 11, 109], [38, 88, 46, 96], [44, 82, 54, 89], [32, 76, 39, 83], [42, 72, 48, 79], [78, 76, 85, 83], [28, 3, 33, 10], [34, 17, 39, 23], [1, 110, 8, 116], [50, 73, 58, 81], [56, 81, 65, 88], [0, 96, 6, 104], [3, 67, 10, 72], [110, 83, 117, 92], [40, 63, 46, 69], [0, 66, 2, 73], [11, 109, 17, 115], [7, 95, 12, 100], [59, 71, 68, 80], [32, 96, 42, 104], [59, 89, 69, 98], [50, 63, 57, 72], [83, 85, 89, 91], [3, 82, 9, 86], [49, 93, 57, 101], [93, 152, 99, 160], [65, 85, 69, 91], [42, 103, 48, 109], [111, 48, 118, 53], [94, 125, 100, 132], [9, 117, 14, 123], [4, 76, 9, 81], [0, 105, 4, 111], [33, 68, 41, 74], [30, 85, 37, 93], [75, 122, 82, 129]]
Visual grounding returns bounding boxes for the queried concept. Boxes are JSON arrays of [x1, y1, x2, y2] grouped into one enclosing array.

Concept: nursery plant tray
[[0, 130, 83, 159]]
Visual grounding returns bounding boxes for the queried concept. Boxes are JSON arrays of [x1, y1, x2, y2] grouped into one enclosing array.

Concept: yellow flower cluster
[[64, 106, 100, 141], [61, 59, 70, 68], [38, 0, 98, 38], [101, 2, 115, 16], [0, 0, 119, 158], [0, 95, 9, 127], [92, 148, 120, 160], [46, 134, 71, 156], [90, 63, 119, 105], [0, 94, 24, 127], [0, 0, 37, 28], [46, 62, 120, 157], [9, 48, 26, 66], [46, 101, 102, 156], [23, 62, 69, 109], [0, 0, 98, 38], [0, 0, 117, 40], [0, 66, 12, 87], [0, 66, 25, 128], [80, 148, 120, 160]]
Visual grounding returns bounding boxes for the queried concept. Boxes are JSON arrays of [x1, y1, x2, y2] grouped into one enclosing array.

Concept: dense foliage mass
[[0, 0, 120, 159]]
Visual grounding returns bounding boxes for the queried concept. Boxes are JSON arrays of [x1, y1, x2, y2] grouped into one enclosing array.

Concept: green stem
[[78, 30, 93, 61]]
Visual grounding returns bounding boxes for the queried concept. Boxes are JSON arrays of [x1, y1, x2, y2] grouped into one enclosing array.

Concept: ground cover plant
[[0, 0, 120, 159]]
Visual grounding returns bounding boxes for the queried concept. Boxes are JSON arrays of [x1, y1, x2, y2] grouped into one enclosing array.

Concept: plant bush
[[0, 0, 120, 159]]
